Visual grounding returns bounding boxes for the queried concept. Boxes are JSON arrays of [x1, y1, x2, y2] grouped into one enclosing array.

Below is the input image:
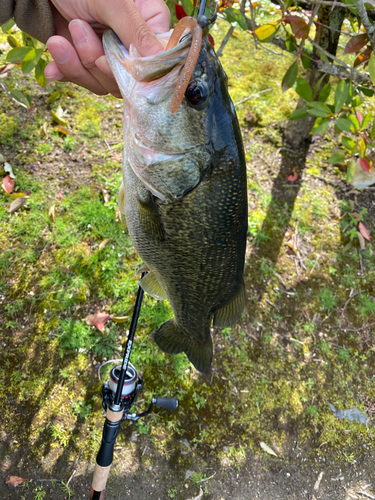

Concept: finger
[[46, 35, 110, 95], [134, 0, 171, 33], [90, 0, 168, 57], [95, 55, 114, 81], [68, 20, 121, 97]]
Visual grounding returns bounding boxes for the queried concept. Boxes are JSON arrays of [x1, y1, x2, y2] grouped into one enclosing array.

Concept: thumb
[[93, 0, 169, 56]]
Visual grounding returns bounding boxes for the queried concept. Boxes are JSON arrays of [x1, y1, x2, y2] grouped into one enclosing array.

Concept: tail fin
[[154, 319, 212, 374]]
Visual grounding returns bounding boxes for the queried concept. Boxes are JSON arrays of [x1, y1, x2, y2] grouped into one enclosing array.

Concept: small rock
[[185, 470, 194, 480], [129, 431, 138, 442]]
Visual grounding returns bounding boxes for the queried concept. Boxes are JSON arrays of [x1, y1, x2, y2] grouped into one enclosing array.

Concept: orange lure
[[166, 17, 203, 114]]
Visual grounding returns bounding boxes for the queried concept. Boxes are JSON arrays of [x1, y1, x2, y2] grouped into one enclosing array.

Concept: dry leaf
[[49, 204, 56, 222], [98, 238, 111, 251], [6, 476, 28, 489], [40, 122, 49, 136], [358, 221, 371, 241], [357, 231, 366, 250], [9, 197, 28, 214], [187, 488, 203, 500], [260, 442, 278, 457]]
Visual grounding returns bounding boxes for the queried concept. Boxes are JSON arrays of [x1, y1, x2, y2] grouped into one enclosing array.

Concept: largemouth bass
[[103, 16, 248, 374]]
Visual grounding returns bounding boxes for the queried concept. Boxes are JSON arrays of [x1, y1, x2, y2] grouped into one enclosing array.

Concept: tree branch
[[356, 0, 375, 53]]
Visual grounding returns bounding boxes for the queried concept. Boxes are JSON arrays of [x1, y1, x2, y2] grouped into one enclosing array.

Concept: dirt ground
[[1, 139, 375, 500]]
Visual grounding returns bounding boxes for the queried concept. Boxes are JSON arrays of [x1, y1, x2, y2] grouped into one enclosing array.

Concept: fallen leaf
[[10, 192, 29, 199], [112, 315, 129, 323], [49, 204, 56, 222], [9, 197, 28, 214], [358, 231, 366, 250], [260, 442, 278, 457], [0, 153, 5, 163], [4, 161, 15, 178], [287, 168, 298, 182], [2, 175, 15, 194], [187, 488, 203, 500], [6, 476, 28, 489], [85, 312, 111, 332], [53, 125, 71, 135], [98, 238, 111, 251], [359, 221, 371, 241], [57, 191, 64, 200], [40, 122, 49, 136], [52, 105, 69, 126]]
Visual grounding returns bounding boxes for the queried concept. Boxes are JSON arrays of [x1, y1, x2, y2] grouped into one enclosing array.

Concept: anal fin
[[213, 281, 246, 328], [140, 272, 167, 301]]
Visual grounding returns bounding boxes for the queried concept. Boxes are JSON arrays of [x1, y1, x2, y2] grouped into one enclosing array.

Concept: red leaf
[[6, 476, 28, 489], [287, 168, 298, 181], [57, 191, 64, 200], [356, 111, 363, 125], [284, 16, 309, 39], [359, 158, 371, 172], [208, 33, 215, 48], [92, 320, 105, 333], [175, 4, 188, 19], [85, 312, 111, 332], [359, 221, 371, 241], [2, 175, 15, 194], [344, 33, 369, 54]]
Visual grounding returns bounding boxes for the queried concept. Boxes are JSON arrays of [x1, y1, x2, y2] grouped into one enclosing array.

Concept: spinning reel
[[101, 362, 178, 422]]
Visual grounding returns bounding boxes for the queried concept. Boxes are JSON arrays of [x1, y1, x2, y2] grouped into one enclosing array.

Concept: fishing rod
[[90, 275, 178, 500], [90, 1, 212, 496]]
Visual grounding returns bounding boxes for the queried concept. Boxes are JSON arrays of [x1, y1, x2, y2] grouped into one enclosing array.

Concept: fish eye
[[185, 80, 208, 107]]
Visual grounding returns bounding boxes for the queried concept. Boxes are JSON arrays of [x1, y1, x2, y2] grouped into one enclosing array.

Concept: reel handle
[[153, 397, 178, 411]]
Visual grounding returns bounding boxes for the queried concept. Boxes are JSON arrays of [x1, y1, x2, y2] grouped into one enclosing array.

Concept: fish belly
[[122, 154, 247, 372]]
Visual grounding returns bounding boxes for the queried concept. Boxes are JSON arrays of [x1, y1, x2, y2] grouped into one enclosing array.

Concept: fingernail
[[47, 41, 69, 64], [70, 20, 88, 47], [44, 65, 62, 80]]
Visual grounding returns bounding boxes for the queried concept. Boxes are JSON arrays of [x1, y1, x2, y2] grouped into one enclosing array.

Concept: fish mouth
[[103, 29, 191, 83]]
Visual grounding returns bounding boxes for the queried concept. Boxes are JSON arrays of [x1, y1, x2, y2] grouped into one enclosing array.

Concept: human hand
[[44, 0, 171, 97]]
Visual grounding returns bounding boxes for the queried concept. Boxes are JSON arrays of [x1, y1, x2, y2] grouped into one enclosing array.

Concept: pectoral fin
[[140, 272, 167, 301], [118, 181, 126, 214], [137, 188, 165, 242], [213, 281, 246, 328]]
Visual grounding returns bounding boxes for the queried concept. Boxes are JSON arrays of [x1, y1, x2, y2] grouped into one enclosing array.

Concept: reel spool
[[108, 363, 138, 398]]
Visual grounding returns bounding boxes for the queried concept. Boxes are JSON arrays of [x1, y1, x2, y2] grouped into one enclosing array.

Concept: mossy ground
[[1, 18, 375, 500]]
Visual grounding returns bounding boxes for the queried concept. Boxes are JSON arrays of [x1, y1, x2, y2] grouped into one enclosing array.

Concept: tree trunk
[[283, 5, 346, 148]]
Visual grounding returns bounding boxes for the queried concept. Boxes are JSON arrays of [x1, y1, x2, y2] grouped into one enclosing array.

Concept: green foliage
[[1, 21, 49, 107], [318, 287, 338, 311]]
